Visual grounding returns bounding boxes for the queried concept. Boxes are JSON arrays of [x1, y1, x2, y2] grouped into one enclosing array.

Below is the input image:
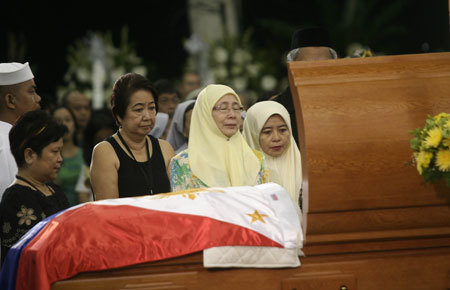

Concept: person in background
[[166, 99, 195, 153], [184, 87, 203, 101], [273, 26, 337, 144], [0, 62, 41, 201], [242, 101, 302, 211], [75, 108, 118, 197], [170, 84, 268, 191], [154, 79, 180, 139], [52, 106, 90, 206], [0, 109, 69, 264], [178, 71, 201, 101], [90, 73, 174, 199], [149, 112, 169, 139], [62, 90, 91, 144]]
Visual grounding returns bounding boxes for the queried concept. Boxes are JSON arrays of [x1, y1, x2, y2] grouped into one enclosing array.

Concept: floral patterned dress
[[0, 183, 69, 264], [170, 149, 269, 191]]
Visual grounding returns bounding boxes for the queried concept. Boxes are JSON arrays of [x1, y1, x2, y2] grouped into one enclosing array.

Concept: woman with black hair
[[0, 109, 69, 264], [53, 106, 89, 206], [90, 73, 174, 200]]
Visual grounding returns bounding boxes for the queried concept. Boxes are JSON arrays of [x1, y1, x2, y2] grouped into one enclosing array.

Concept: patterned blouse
[[170, 149, 269, 191], [0, 183, 69, 264]]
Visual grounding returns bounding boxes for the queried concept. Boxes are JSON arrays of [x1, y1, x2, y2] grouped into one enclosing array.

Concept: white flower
[[232, 77, 248, 91], [231, 65, 243, 76], [83, 89, 93, 99], [214, 47, 228, 63], [346, 42, 363, 57], [261, 75, 277, 91], [247, 64, 260, 77], [233, 48, 251, 64], [111, 67, 126, 82], [184, 34, 206, 54], [127, 54, 141, 65], [134, 66, 147, 77], [76, 68, 91, 83], [213, 66, 228, 80]]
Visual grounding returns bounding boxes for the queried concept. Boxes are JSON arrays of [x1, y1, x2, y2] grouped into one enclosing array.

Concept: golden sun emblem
[[246, 210, 268, 223], [151, 188, 224, 200]]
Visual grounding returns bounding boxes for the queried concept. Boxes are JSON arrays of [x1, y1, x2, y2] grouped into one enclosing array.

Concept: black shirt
[[0, 183, 69, 264], [106, 135, 170, 197]]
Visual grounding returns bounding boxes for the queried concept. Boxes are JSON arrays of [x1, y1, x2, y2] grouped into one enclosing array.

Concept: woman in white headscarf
[[166, 99, 195, 153], [169, 84, 269, 191], [149, 112, 169, 139], [242, 101, 302, 208]]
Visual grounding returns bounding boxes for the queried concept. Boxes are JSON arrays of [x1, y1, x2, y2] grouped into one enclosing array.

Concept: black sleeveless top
[[106, 134, 170, 197]]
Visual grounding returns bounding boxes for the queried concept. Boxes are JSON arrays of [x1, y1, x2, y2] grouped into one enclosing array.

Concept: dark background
[[1, 0, 449, 97]]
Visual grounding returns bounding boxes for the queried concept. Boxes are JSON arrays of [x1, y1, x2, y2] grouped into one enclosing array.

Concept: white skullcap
[[0, 62, 34, 85]]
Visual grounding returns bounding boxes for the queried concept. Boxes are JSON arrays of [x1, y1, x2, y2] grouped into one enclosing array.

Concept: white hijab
[[149, 112, 169, 139], [166, 99, 196, 151], [188, 84, 261, 187], [242, 101, 302, 206]]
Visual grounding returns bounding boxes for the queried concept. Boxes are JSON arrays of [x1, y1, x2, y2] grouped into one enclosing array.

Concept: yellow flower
[[445, 120, 450, 128], [435, 113, 450, 124], [414, 151, 433, 174], [443, 138, 450, 148], [424, 127, 442, 148], [436, 149, 450, 172]]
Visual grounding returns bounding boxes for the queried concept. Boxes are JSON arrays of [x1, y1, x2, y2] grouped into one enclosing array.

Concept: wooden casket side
[[288, 52, 450, 254]]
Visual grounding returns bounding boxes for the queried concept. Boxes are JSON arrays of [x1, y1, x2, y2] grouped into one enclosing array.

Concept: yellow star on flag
[[246, 210, 268, 223]]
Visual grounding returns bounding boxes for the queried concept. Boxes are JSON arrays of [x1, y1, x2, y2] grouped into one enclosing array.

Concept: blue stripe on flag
[[0, 211, 66, 290]]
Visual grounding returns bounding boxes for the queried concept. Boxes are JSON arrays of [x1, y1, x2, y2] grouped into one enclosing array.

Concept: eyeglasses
[[213, 103, 243, 114]]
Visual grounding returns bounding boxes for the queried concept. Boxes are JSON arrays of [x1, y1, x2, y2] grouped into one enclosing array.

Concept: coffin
[[53, 52, 450, 290]]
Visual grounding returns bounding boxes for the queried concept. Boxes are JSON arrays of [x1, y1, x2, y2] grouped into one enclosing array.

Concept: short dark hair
[[10, 109, 67, 168], [110, 73, 158, 125], [82, 108, 118, 165], [154, 79, 180, 99]]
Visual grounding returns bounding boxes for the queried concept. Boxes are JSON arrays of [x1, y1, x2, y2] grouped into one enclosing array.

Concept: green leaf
[[410, 138, 421, 151], [441, 128, 450, 139], [444, 173, 450, 186]]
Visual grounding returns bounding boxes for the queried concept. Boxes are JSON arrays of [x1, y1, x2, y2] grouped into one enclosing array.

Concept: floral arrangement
[[410, 112, 450, 187], [185, 29, 286, 103], [210, 29, 285, 99], [59, 26, 148, 106]]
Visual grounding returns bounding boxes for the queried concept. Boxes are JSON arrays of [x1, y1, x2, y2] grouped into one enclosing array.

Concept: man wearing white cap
[[0, 62, 41, 200]]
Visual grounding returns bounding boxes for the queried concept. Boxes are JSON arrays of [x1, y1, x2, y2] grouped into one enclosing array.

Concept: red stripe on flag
[[16, 204, 281, 290]]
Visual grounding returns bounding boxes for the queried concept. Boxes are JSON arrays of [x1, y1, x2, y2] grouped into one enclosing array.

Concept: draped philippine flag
[[0, 183, 303, 290]]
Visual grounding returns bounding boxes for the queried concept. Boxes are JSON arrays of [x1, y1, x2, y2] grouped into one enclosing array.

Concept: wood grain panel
[[288, 53, 450, 240], [52, 248, 450, 290]]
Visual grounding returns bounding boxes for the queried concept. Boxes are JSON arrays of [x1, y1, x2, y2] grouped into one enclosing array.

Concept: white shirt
[[0, 121, 17, 200]]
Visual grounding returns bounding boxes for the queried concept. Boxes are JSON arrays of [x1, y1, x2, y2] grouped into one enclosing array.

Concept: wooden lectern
[[53, 52, 450, 290]]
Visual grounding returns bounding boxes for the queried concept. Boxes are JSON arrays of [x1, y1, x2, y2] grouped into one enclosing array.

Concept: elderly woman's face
[[29, 137, 64, 182], [119, 89, 156, 136], [211, 94, 241, 138], [259, 114, 290, 157]]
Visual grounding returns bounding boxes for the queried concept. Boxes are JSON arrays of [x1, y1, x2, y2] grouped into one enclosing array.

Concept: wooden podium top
[[288, 52, 450, 254]]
